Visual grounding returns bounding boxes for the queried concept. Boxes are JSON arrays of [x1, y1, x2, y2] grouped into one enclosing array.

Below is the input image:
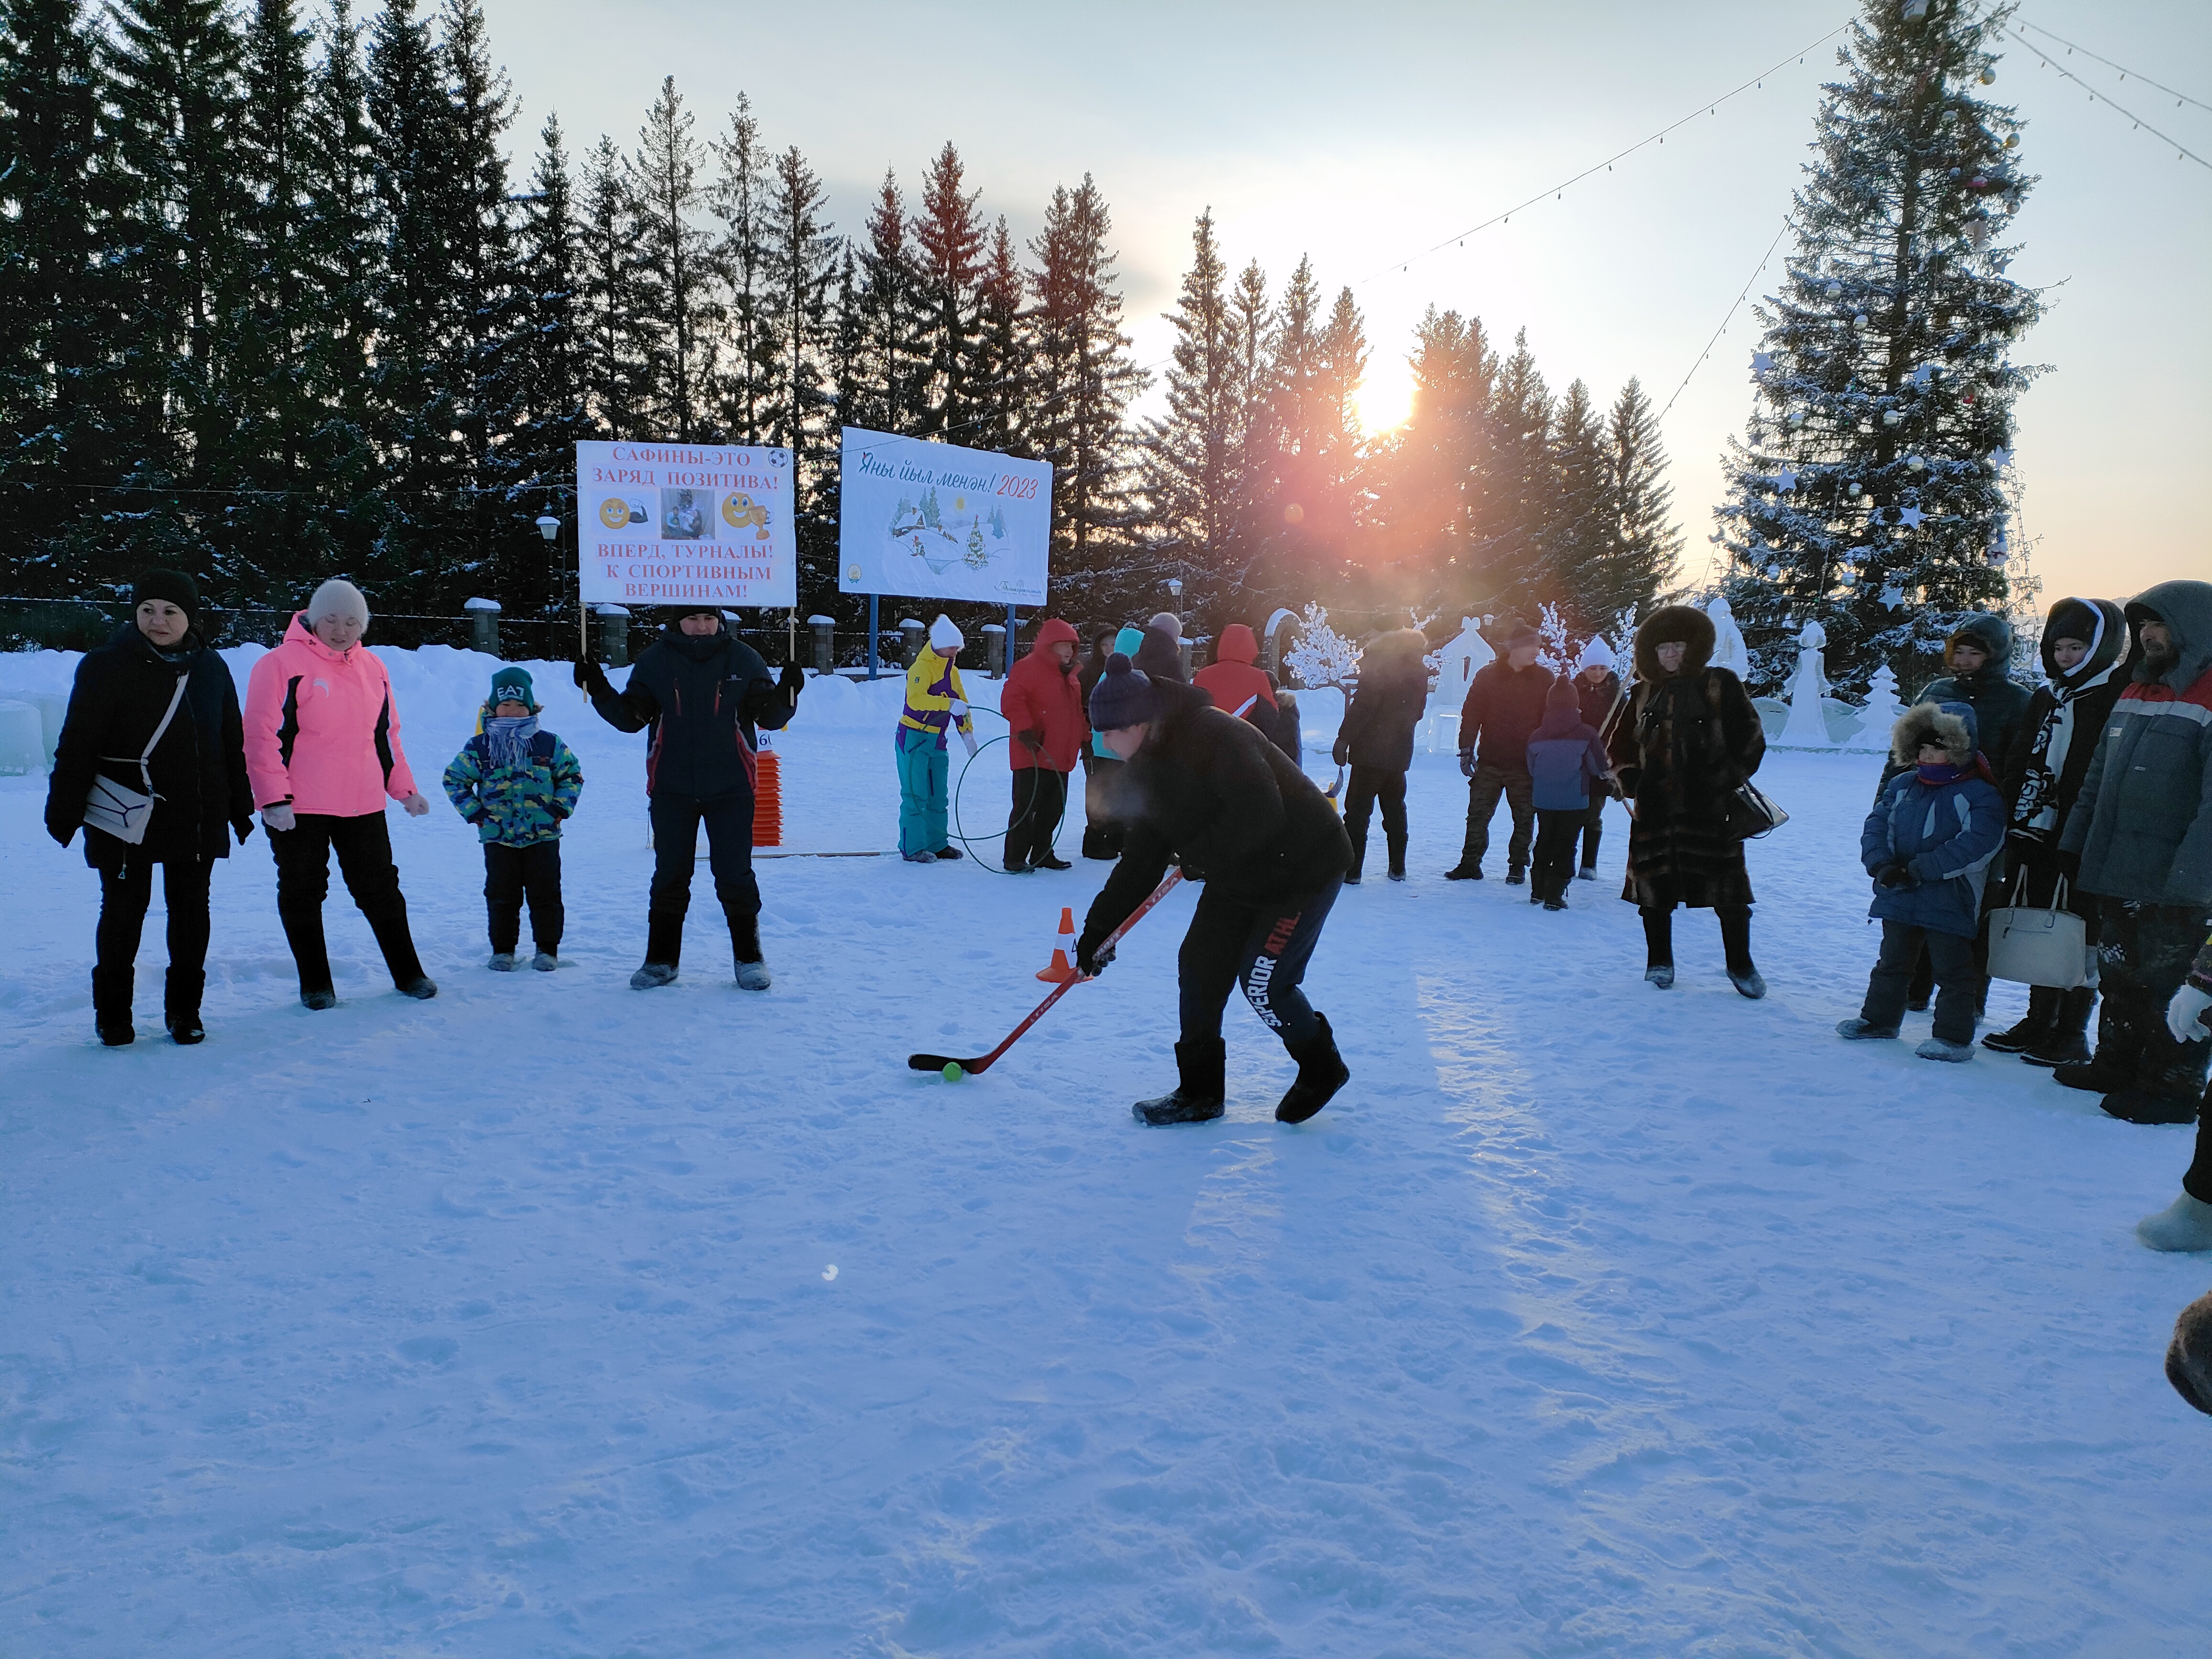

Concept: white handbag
[[81, 672, 189, 845], [1986, 871, 2090, 989]]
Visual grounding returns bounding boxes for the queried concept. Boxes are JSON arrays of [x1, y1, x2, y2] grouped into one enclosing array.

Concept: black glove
[[1332, 737, 1349, 768], [1458, 749, 1475, 780], [778, 664, 805, 697], [1877, 862, 1919, 890], [573, 655, 610, 693], [1016, 728, 1045, 755], [232, 815, 255, 845], [45, 809, 75, 848], [1074, 932, 1114, 977], [2052, 846, 2081, 884]]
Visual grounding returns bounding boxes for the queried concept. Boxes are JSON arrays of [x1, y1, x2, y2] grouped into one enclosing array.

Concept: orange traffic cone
[[1036, 905, 1078, 983], [752, 730, 783, 849]]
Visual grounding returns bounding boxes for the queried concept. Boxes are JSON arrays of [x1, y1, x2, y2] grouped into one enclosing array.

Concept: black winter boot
[[1984, 985, 2058, 1054], [631, 909, 686, 989], [1718, 907, 1766, 999], [364, 900, 434, 998], [1443, 861, 1483, 881], [165, 967, 206, 1045], [1641, 908, 1674, 989], [2023, 986, 2096, 1067], [1133, 1037, 1227, 1125], [92, 965, 134, 1046], [1276, 1014, 1349, 1124], [280, 904, 334, 1005], [728, 907, 771, 991], [2056, 994, 2141, 1094], [2102, 1031, 2212, 1125]]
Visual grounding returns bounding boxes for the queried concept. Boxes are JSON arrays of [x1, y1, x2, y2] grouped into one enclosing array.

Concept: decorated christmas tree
[[1714, 0, 2042, 696]]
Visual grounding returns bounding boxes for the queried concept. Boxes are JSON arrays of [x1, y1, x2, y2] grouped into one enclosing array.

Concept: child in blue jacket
[[1838, 701, 2004, 1061], [1526, 678, 1613, 910], [443, 666, 584, 971]]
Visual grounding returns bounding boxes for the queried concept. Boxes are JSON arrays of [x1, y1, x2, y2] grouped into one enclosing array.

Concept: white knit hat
[[1147, 610, 1183, 639], [929, 613, 963, 652], [1575, 635, 1616, 673], [307, 578, 371, 627]]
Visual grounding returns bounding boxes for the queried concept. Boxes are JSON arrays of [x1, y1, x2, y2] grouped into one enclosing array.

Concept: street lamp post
[[534, 513, 575, 657]]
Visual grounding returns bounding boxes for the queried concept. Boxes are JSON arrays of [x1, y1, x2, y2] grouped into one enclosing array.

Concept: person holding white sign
[[896, 615, 974, 863], [574, 610, 802, 989]]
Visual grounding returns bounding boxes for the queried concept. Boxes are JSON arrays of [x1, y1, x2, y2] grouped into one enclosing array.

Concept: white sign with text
[[836, 428, 1051, 604], [576, 441, 796, 608]]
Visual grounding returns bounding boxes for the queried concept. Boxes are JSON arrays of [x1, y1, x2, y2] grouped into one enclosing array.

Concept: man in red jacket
[[1001, 617, 1088, 872], [1446, 616, 1554, 884]]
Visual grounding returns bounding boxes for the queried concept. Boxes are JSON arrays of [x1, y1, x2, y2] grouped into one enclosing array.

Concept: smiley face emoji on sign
[[722, 492, 772, 540], [598, 497, 630, 530]]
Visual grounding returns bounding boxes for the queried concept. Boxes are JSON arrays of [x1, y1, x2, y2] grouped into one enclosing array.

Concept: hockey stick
[[907, 868, 1186, 1077]]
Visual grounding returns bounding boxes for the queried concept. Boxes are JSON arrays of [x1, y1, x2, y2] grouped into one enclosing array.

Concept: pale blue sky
[[484, 0, 2211, 607]]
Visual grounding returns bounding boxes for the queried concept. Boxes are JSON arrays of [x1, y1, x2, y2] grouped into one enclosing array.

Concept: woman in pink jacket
[[243, 579, 436, 1007]]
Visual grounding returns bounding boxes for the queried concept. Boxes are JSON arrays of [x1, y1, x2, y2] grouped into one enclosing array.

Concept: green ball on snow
[[941, 1062, 964, 1082]]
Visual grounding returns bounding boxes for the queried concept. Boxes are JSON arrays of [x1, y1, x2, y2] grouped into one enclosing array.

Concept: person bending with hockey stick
[[1077, 653, 1354, 1126]]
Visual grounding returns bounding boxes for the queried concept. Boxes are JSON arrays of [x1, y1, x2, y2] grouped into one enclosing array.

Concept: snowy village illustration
[[886, 487, 1008, 576]]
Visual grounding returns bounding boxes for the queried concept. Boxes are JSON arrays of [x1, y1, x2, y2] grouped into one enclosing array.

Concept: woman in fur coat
[[1607, 605, 1769, 997]]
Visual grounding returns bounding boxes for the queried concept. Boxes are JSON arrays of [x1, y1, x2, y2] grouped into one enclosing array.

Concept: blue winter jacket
[[1861, 764, 2005, 938], [1527, 724, 1611, 811]]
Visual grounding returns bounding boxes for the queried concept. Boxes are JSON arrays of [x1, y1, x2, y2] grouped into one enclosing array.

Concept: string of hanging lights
[[1657, 214, 1797, 427], [2010, 18, 2212, 115], [2005, 28, 2211, 168], [1350, 21, 1853, 288]]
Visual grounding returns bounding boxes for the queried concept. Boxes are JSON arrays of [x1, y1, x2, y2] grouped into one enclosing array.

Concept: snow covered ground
[[2, 644, 2208, 1657]]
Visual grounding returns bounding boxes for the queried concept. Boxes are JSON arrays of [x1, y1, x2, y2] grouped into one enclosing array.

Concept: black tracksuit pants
[[1177, 878, 1341, 1047], [1343, 765, 1407, 876], [96, 858, 213, 980], [485, 841, 564, 955], [1532, 808, 1584, 902], [269, 811, 423, 992], [650, 790, 759, 924], [1006, 768, 1070, 868]]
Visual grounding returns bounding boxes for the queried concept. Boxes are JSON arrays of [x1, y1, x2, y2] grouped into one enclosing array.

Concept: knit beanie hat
[[1088, 653, 1157, 730], [490, 666, 536, 709], [1113, 624, 1145, 657], [1575, 635, 1615, 673], [1147, 610, 1183, 640], [929, 613, 963, 653], [132, 567, 200, 621], [307, 577, 371, 627], [1545, 676, 1580, 713], [1497, 615, 1539, 652]]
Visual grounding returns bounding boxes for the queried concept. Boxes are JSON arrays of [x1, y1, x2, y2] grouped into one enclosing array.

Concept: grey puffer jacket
[[2059, 579, 2212, 907]]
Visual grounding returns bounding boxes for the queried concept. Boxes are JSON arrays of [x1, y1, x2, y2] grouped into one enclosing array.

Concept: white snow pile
[[1, 643, 2207, 1655]]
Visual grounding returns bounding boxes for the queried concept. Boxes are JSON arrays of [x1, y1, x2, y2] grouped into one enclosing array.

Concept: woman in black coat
[[1331, 628, 1431, 883], [1981, 597, 2136, 1063], [44, 569, 254, 1045], [1607, 605, 1768, 998]]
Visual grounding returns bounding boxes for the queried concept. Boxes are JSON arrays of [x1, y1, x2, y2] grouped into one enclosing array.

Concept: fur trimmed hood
[[1890, 700, 1978, 767], [1632, 605, 1716, 681]]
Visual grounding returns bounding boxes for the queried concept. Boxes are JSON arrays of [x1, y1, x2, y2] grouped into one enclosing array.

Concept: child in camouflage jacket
[[442, 666, 584, 970]]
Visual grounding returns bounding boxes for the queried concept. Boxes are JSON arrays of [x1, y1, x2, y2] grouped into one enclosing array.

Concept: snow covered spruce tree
[[1715, 0, 2040, 696]]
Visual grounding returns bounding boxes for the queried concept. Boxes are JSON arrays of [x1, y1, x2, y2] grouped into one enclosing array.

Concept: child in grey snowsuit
[[1838, 702, 2003, 1061], [443, 666, 584, 970]]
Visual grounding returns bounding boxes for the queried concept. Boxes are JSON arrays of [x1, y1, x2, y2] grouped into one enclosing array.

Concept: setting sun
[[1351, 360, 1416, 434]]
